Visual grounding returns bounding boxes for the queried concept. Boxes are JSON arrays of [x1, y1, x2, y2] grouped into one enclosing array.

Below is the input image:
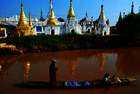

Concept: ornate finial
[[50, 0, 53, 9], [139, 6, 140, 14], [123, 12, 125, 18], [131, 1, 134, 14], [119, 12, 122, 17], [40, 9, 45, 21], [86, 11, 88, 18], [29, 11, 32, 27], [99, 4, 105, 21], [20, 0, 24, 14], [101, 5, 103, 8], [70, 0, 72, 6], [49, 0, 55, 18], [21, 0, 23, 7], [40, 9, 43, 19], [118, 12, 122, 21]]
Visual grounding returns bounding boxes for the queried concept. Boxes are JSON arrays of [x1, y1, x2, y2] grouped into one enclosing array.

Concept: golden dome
[[47, 9, 59, 26], [67, 0, 75, 18]]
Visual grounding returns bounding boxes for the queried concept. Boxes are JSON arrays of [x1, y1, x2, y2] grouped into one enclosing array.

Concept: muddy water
[[0, 48, 140, 94]]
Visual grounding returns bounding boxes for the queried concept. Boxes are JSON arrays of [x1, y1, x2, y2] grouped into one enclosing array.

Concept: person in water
[[49, 59, 57, 87]]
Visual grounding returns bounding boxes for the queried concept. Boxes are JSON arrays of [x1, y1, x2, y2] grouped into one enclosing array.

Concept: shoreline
[[1, 45, 139, 55], [1, 35, 140, 55]]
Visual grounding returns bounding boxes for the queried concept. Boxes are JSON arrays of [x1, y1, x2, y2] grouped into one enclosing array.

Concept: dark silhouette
[[49, 60, 57, 87], [110, 75, 115, 82], [102, 73, 111, 85], [103, 73, 110, 80]]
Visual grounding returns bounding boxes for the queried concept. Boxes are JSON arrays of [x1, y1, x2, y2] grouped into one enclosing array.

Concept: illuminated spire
[[131, 1, 134, 14], [67, 0, 75, 18], [47, 0, 58, 26], [18, 0, 28, 26], [99, 5, 105, 21]]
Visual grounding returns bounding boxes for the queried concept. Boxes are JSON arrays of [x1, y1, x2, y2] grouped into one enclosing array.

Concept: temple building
[[16, 0, 34, 36], [1, 0, 112, 36], [45, 0, 60, 35], [64, 0, 82, 34], [95, 5, 110, 36], [34, 10, 46, 34], [79, 12, 95, 33]]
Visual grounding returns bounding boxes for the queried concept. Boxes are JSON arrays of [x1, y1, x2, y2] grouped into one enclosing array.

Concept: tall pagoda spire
[[131, 1, 134, 14], [16, 0, 32, 36], [119, 12, 122, 20], [18, 0, 28, 26], [139, 6, 140, 14], [86, 11, 88, 18], [40, 9, 45, 21], [29, 10, 33, 27], [67, 0, 75, 18], [47, 0, 58, 26], [99, 5, 106, 21]]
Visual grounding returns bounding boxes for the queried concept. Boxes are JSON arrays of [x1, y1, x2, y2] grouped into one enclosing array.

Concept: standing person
[[103, 73, 110, 82], [49, 59, 57, 87]]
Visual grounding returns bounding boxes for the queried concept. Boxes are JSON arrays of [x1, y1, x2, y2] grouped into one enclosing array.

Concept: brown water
[[0, 48, 140, 94]]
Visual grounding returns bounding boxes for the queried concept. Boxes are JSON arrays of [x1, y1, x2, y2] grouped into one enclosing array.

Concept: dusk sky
[[0, 0, 140, 26]]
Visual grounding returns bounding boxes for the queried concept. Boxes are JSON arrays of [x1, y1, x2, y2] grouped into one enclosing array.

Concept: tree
[[116, 13, 140, 37]]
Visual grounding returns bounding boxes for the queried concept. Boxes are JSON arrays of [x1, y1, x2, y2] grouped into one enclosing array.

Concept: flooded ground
[[0, 48, 140, 94]]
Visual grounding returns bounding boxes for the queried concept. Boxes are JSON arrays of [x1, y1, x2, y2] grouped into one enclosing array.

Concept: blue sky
[[0, 0, 140, 26]]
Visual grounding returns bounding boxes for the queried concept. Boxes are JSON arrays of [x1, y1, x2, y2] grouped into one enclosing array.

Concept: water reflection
[[116, 49, 140, 78], [97, 53, 108, 78], [0, 62, 13, 80], [23, 62, 31, 81], [61, 58, 80, 80], [0, 49, 140, 94], [0, 49, 140, 82]]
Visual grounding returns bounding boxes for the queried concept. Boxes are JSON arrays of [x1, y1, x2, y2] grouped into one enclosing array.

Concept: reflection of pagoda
[[23, 62, 31, 81], [116, 50, 140, 78], [60, 58, 80, 80], [96, 53, 106, 78]]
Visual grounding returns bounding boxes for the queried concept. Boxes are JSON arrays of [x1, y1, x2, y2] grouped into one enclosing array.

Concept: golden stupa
[[99, 5, 105, 21], [47, 0, 59, 26], [16, 0, 33, 36], [67, 0, 75, 18]]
